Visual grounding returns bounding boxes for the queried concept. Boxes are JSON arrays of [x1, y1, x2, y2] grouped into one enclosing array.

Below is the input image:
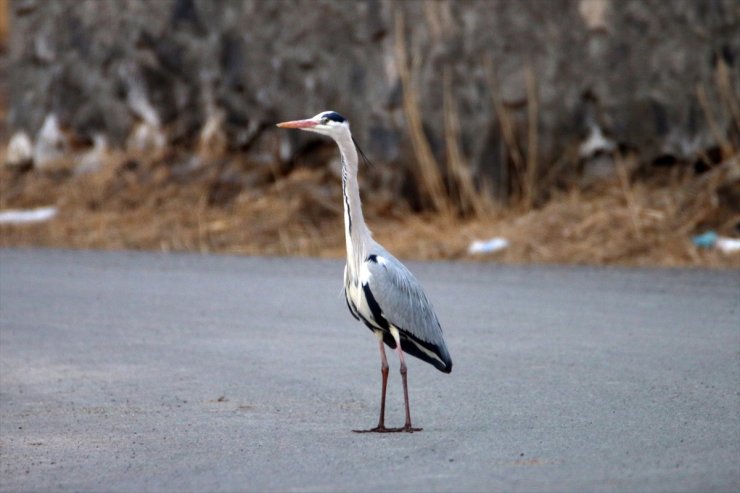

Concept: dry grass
[[0, 0, 7, 51], [0, 156, 343, 257], [524, 64, 539, 210], [394, 9, 451, 216], [442, 67, 496, 217], [379, 160, 740, 267], [1, 148, 738, 268]]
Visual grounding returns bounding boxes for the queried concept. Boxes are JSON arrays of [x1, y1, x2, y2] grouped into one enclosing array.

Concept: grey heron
[[277, 111, 452, 433]]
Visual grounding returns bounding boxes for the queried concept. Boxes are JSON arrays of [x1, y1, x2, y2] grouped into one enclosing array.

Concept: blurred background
[[0, 0, 738, 266]]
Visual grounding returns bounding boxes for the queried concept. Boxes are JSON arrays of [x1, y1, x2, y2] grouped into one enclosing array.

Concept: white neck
[[334, 130, 371, 281]]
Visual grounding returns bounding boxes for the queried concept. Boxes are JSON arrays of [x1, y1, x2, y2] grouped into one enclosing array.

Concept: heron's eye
[[321, 117, 329, 125]]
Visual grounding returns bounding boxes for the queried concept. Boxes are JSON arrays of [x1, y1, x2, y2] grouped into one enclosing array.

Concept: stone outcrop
[[6, 0, 739, 200]]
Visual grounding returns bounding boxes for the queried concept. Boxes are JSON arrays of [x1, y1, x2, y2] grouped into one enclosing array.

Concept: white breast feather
[[348, 261, 378, 328]]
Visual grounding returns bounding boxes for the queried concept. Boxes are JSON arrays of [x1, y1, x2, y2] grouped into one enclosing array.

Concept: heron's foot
[[352, 425, 422, 433], [352, 425, 402, 433]]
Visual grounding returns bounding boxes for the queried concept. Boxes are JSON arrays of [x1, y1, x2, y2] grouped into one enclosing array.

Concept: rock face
[[7, 0, 739, 200]]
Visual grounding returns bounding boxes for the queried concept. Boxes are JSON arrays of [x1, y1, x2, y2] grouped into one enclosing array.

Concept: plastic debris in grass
[[692, 231, 718, 248], [0, 207, 58, 225], [468, 237, 509, 255], [692, 231, 740, 254], [717, 238, 740, 254]]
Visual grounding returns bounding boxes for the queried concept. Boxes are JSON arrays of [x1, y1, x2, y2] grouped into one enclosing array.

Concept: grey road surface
[[0, 249, 738, 492]]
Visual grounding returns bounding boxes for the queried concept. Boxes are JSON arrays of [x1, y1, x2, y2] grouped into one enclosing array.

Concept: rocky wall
[[6, 0, 740, 198]]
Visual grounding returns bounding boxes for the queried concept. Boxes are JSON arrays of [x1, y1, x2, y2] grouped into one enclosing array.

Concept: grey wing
[[365, 252, 452, 373]]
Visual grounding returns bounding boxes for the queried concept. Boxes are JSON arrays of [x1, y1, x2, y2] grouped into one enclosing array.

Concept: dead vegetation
[[0, 145, 738, 268], [1, 14, 737, 268]]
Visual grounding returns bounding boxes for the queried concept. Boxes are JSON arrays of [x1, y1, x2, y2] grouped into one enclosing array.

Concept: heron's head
[[276, 111, 349, 139]]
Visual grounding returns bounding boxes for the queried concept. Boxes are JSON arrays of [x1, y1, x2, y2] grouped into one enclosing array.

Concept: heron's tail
[[435, 341, 453, 374], [387, 330, 453, 373]]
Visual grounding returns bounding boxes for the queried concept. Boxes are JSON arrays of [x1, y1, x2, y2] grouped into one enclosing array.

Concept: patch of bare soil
[[0, 150, 738, 268]]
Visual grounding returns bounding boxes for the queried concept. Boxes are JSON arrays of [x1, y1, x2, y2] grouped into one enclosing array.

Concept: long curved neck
[[334, 130, 371, 279]]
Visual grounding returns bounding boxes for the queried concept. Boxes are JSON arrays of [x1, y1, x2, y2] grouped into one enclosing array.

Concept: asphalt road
[[0, 249, 738, 492]]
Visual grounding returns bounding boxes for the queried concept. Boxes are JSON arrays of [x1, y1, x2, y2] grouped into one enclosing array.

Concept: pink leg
[[353, 337, 395, 433], [377, 339, 390, 427], [394, 341, 422, 432]]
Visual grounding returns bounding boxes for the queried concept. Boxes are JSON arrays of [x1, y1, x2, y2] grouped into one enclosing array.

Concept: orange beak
[[276, 119, 318, 129]]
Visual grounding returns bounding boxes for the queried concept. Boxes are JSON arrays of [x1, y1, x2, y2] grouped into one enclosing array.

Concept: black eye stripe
[[321, 112, 346, 123]]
